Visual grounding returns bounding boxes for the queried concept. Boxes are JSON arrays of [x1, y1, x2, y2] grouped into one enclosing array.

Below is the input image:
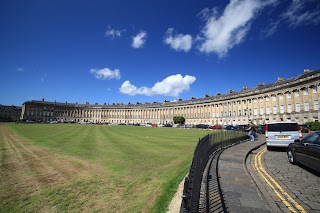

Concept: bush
[[304, 122, 320, 131]]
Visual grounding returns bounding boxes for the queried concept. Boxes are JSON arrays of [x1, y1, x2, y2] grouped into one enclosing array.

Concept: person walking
[[246, 120, 255, 141]]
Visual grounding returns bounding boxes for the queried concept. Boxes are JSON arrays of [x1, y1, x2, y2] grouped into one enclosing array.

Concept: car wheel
[[287, 148, 297, 165]]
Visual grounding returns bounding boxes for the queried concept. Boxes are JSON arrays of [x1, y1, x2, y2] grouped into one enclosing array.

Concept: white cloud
[[90, 68, 121, 80], [17, 67, 24, 72], [131, 31, 147, 48], [119, 74, 196, 97], [197, 8, 219, 22], [164, 28, 193, 52], [105, 25, 125, 39], [40, 73, 47, 83], [260, 20, 280, 39], [281, 0, 320, 28], [197, 0, 276, 58]]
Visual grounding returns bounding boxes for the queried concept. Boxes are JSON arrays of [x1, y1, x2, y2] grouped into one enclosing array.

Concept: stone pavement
[[250, 141, 320, 213], [218, 135, 271, 212]]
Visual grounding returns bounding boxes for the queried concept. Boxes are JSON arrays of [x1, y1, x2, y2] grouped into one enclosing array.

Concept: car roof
[[266, 121, 298, 124]]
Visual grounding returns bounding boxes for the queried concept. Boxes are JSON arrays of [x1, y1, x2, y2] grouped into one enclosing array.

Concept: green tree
[[173, 116, 185, 124]]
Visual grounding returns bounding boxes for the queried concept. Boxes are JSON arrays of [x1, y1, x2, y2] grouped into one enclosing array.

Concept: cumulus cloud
[[197, 0, 276, 58], [90, 68, 121, 80], [119, 74, 196, 97], [105, 25, 125, 39], [281, 0, 320, 28], [164, 28, 193, 52], [131, 31, 147, 48]]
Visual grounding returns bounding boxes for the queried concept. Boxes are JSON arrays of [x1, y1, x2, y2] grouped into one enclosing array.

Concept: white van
[[265, 122, 302, 150]]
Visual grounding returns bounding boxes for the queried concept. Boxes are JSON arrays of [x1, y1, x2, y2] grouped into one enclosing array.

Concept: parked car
[[210, 125, 222, 130], [256, 125, 266, 134], [287, 132, 320, 173], [225, 125, 236, 130], [235, 125, 247, 132], [195, 124, 209, 129], [185, 124, 194, 128], [265, 122, 302, 150], [164, 124, 172, 127]]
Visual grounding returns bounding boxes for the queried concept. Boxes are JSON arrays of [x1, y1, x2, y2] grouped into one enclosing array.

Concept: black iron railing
[[181, 131, 248, 213]]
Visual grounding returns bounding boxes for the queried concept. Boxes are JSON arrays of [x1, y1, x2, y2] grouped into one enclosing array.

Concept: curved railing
[[181, 131, 249, 213]]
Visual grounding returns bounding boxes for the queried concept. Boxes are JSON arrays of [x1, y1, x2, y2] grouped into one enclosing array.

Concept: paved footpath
[[218, 136, 271, 212]]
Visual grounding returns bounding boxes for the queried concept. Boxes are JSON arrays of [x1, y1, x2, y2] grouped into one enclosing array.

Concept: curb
[[243, 139, 273, 212]]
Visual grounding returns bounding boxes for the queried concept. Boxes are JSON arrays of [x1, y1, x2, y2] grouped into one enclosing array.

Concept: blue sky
[[1, 0, 320, 106]]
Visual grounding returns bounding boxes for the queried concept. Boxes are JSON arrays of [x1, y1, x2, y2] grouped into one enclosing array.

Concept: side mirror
[[294, 139, 301, 143]]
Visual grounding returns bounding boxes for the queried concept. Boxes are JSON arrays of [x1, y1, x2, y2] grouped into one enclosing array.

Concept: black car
[[286, 132, 320, 173], [195, 124, 209, 129]]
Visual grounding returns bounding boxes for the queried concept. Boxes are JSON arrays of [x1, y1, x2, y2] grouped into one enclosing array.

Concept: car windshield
[[268, 123, 298, 132]]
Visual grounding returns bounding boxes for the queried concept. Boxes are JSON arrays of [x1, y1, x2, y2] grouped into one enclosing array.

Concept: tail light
[[265, 124, 268, 138], [297, 124, 302, 138]]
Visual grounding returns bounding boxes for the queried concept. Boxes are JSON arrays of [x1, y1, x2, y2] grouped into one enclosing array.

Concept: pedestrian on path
[[246, 120, 255, 141]]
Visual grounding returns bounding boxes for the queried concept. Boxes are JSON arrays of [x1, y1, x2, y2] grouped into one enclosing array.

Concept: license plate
[[277, 135, 289, 139]]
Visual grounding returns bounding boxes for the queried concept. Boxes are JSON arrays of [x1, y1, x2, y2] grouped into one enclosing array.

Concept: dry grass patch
[[0, 125, 125, 212]]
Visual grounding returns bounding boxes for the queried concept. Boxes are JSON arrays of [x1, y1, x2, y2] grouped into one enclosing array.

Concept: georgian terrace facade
[[0, 105, 22, 122], [21, 69, 320, 126]]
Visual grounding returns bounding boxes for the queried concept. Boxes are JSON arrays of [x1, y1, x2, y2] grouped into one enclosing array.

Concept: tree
[[305, 121, 320, 131], [173, 116, 185, 124]]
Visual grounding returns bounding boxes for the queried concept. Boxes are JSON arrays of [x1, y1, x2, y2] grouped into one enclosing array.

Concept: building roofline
[[23, 68, 320, 109]]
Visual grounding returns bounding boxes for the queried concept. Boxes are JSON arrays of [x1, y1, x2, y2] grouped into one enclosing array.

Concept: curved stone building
[[0, 105, 22, 122], [21, 68, 320, 125]]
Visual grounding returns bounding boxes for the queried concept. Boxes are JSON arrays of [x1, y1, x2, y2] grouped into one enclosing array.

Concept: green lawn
[[2, 124, 213, 212]]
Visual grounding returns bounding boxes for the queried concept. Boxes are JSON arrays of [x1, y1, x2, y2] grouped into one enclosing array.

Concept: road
[[248, 144, 320, 212]]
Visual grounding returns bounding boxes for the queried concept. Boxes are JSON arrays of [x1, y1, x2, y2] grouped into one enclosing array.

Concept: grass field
[[0, 123, 213, 212]]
